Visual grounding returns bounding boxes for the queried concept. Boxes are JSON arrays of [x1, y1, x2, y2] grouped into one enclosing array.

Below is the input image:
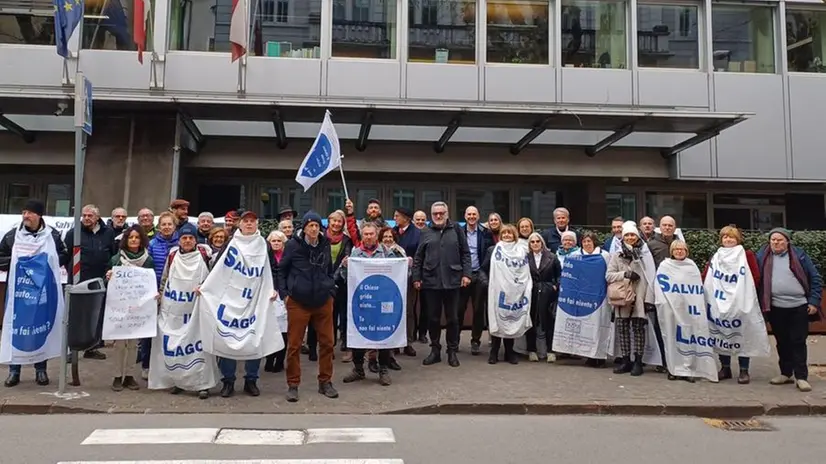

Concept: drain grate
[[703, 418, 775, 432]]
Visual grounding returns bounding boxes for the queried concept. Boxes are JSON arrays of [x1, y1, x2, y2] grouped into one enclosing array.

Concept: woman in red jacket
[[702, 225, 760, 384]]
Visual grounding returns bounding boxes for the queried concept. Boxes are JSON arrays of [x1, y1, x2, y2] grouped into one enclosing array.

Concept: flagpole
[[338, 155, 350, 200]]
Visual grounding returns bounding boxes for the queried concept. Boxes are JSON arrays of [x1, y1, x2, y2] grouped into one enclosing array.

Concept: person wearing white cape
[[0, 199, 69, 387], [572, 230, 611, 367]]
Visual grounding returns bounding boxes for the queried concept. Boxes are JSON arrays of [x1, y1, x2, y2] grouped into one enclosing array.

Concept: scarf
[[119, 248, 150, 267], [326, 228, 344, 245], [760, 247, 810, 313], [359, 242, 379, 256], [557, 246, 579, 258], [273, 249, 283, 264], [621, 241, 643, 261]]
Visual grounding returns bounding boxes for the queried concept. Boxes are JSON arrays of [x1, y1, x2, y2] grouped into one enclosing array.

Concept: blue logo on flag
[[558, 255, 607, 318], [301, 133, 332, 179], [12, 253, 58, 352], [351, 275, 404, 342]]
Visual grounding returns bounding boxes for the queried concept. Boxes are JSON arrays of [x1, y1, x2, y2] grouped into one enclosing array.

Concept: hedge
[[259, 219, 826, 276]]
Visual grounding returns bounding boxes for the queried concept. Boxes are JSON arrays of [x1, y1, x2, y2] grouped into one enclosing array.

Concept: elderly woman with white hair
[[525, 232, 561, 363], [556, 230, 580, 266], [606, 221, 656, 376], [264, 230, 289, 373]]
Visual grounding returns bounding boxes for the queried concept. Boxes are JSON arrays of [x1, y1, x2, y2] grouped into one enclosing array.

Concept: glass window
[[637, 3, 699, 68], [82, 0, 148, 52], [486, 0, 550, 64], [332, 0, 398, 59], [355, 188, 380, 214], [519, 190, 557, 228], [46, 184, 72, 216], [456, 189, 510, 222], [260, 187, 284, 219], [711, 4, 775, 73], [605, 192, 636, 224], [393, 189, 416, 211], [421, 189, 446, 210], [561, 0, 627, 69], [0, 1, 55, 46], [5, 183, 31, 214], [288, 188, 313, 217], [408, 0, 477, 63], [327, 188, 345, 212], [786, 8, 826, 73], [645, 192, 707, 228]]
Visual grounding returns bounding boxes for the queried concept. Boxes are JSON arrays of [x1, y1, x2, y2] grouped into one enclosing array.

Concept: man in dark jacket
[[412, 201, 472, 367], [1, 199, 69, 387], [459, 206, 494, 355], [277, 211, 339, 403], [64, 204, 116, 360], [169, 199, 190, 230], [647, 216, 677, 268], [107, 207, 128, 250], [541, 207, 577, 253], [393, 207, 422, 356]]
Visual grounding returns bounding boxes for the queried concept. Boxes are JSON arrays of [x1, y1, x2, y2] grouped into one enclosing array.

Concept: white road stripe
[[80, 428, 396, 446], [214, 429, 305, 446], [306, 428, 396, 444], [59, 460, 404, 464], [81, 429, 219, 445]]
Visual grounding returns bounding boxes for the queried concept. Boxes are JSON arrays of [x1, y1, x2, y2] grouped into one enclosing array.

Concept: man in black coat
[[393, 207, 422, 357], [412, 202, 472, 367], [459, 206, 494, 355], [1, 199, 69, 387], [64, 204, 116, 360]]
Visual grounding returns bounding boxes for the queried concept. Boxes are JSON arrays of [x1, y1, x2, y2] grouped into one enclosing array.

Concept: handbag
[[608, 279, 636, 307]]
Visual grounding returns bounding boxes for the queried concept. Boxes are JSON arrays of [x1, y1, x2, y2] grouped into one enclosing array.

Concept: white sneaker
[[528, 352, 539, 362], [796, 379, 812, 392], [141, 368, 149, 380], [769, 375, 793, 385], [546, 353, 556, 364]]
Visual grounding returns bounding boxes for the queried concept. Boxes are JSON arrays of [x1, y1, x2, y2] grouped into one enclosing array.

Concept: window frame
[[709, 1, 779, 75], [784, 3, 826, 74], [559, 0, 632, 70], [329, 0, 403, 61], [635, 0, 706, 71], [484, 0, 554, 67]]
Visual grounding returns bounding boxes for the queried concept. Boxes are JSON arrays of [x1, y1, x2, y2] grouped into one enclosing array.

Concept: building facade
[[1, 0, 825, 230]]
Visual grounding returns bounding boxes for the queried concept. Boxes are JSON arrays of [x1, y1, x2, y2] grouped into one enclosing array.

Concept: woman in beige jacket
[[606, 221, 656, 376]]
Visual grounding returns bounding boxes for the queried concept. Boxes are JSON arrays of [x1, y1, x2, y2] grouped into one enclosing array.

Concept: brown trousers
[[286, 297, 334, 387]]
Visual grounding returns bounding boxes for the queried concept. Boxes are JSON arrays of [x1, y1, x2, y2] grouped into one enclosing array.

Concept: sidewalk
[[1, 336, 825, 417]]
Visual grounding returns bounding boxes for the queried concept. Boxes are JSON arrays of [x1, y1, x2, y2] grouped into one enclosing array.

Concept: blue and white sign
[[295, 110, 341, 192], [553, 254, 614, 359], [74, 72, 93, 135], [347, 258, 408, 349]]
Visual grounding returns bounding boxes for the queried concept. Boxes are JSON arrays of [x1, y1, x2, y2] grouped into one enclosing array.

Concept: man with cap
[[224, 210, 240, 236], [277, 205, 298, 223], [393, 207, 421, 357], [169, 199, 190, 230], [1, 199, 69, 387], [277, 211, 339, 402]]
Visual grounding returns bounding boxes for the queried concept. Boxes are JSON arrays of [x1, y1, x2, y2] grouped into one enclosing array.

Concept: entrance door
[[198, 184, 242, 216]]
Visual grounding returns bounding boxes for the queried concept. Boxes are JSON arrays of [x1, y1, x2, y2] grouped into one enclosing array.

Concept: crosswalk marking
[[81, 428, 396, 446], [58, 460, 405, 464]]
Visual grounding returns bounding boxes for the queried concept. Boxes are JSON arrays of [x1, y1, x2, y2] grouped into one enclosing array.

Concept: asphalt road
[[2, 414, 823, 464]]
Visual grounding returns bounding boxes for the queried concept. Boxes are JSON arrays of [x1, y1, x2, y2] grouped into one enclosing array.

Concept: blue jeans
[[218, 357, 261, 382], [719, 355, 750, 370], [139, 338, 152, 369], [9, 361, 47, 375]]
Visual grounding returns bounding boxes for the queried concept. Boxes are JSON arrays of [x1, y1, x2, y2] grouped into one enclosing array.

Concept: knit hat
[[22, 199, 45, 217], [769, 227, 791, 242], [179, 223, 197, 238], [302, 210, 323, 230], [621, 220, 640, 238]]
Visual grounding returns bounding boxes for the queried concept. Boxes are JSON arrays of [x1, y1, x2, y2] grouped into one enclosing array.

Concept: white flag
[[295, 111, 341, 192]]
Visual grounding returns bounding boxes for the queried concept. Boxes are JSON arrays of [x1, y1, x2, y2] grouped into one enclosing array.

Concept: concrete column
[[82, 115, 177, 215]]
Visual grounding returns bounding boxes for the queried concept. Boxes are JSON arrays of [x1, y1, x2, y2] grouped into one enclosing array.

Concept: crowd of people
[[0, 195, 822, 400]]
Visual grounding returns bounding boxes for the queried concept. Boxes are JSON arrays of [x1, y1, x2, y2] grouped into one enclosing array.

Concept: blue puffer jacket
[[148, 231, 179, 285]]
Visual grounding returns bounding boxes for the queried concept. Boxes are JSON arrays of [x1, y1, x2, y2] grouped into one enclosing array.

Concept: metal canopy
[[0, 95, 750, 155]]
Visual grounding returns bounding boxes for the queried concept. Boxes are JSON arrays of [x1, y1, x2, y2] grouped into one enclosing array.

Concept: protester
[[459, 206, 494, 356], [65, 204, 117, 361], [264, 230, 289, 374], [324, 210, 353, 362], [606, 221, 656, 376], [277, 205, 298, 226], [556, 230, 580, 266], [169, 199, 190, 229], [371, 226, 407, 369], [702, 225, 761, 384], [412, 201, 472, 367], [361, 198, 387, 229], [639, 216, 655, 242], [207, 227, 228, 266], [224, 210, 239, 236], [393, 207, 421, 356], [541, 207, 575, 253], [278, 219, 294, 239], [487, 212, 502, 243], [573, 230, 611, 367], [277, 211, 339, 402], [602, 217, 624, 254], [412, 210, 428, 230], [137, 208, 156, 239], [412, 210, 429, 343], [143, 211, 180, 378], [648, 216, 678, 267], [757, 228, 822, 392], [661, 240, 697, 383], [108, 207, 128, 249], [525, 232, 560, 363], [105, 225, 155, 392], [1, 199, 69, 387], [341, 223, 406, 386], [196, 212, 214, 244], [516, 217, 535, 241]]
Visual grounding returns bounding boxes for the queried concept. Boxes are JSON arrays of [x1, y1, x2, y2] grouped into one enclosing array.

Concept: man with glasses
[[459, 206, 493, 356], [108, 207, 128, 249], [412, 202, 472, 367], [137, 208, 155, 239]]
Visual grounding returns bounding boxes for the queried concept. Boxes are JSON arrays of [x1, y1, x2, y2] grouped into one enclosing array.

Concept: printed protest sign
[[347, 257, 408, 349]]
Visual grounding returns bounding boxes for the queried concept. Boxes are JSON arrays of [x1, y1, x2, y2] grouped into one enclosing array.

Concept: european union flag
[[54, 0, 84, 58]]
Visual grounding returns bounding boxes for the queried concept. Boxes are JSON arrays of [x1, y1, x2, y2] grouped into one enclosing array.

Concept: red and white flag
[[133, 0, 151, 64], [230, 0, 248, 62]]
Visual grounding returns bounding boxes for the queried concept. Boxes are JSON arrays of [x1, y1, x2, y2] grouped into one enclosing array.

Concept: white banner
[[487, 241, 533, 339], [197, 231, 284, 360], [149, 248, 217, 391], [655, 258, 718, 382], [0, 225, 65, 365], [553, 254, 613, 359], [703, 245, 771, 358], [347, 257, 408, 349], [102, 266, 158, 341]]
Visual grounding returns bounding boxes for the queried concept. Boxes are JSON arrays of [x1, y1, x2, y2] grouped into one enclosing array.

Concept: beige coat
[[606, 252, 655, 318]]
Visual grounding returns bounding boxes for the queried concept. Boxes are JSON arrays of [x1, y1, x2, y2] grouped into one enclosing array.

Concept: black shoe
[[170, 386, 184, 395], [506, 353, 518, 365], [613, 356, 633, 374], [423, 349, 441, 365], [488, 351, 498, 364], [273, 361, 284, 373], [220, 381, 235, 398], [300, 344, 309, 355], [718, 366, 733, 380], [403, 345, 417, 357], [112, 377, 124, 392], [368, 359, 379, 373], [243, 380, 260, 396], [35, 371, 49, 386], [4, 373, 19, 387], [417, 335, 428, 344], [630, 355, 644, 377], [387, 358, 402, 371], [379, 368, 391, 386], [318, 382, 339, 399], [308, 348, 318, 362], [83, 349, 107, 360], [286, 386, 299, 402], [585, 358, 597, 367], [470, 341, 481, 356], [199, 390, 210, 399], [737, 369, 750, 385], [264, 359, 275, 373], [447, 351, 460, 367], [123, 376, 140, 390], [343, 367, 366, 383], [613, 357, 623, 364]]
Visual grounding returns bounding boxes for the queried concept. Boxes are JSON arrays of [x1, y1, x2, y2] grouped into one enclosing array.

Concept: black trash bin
[[67, 278, 107, 351]]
